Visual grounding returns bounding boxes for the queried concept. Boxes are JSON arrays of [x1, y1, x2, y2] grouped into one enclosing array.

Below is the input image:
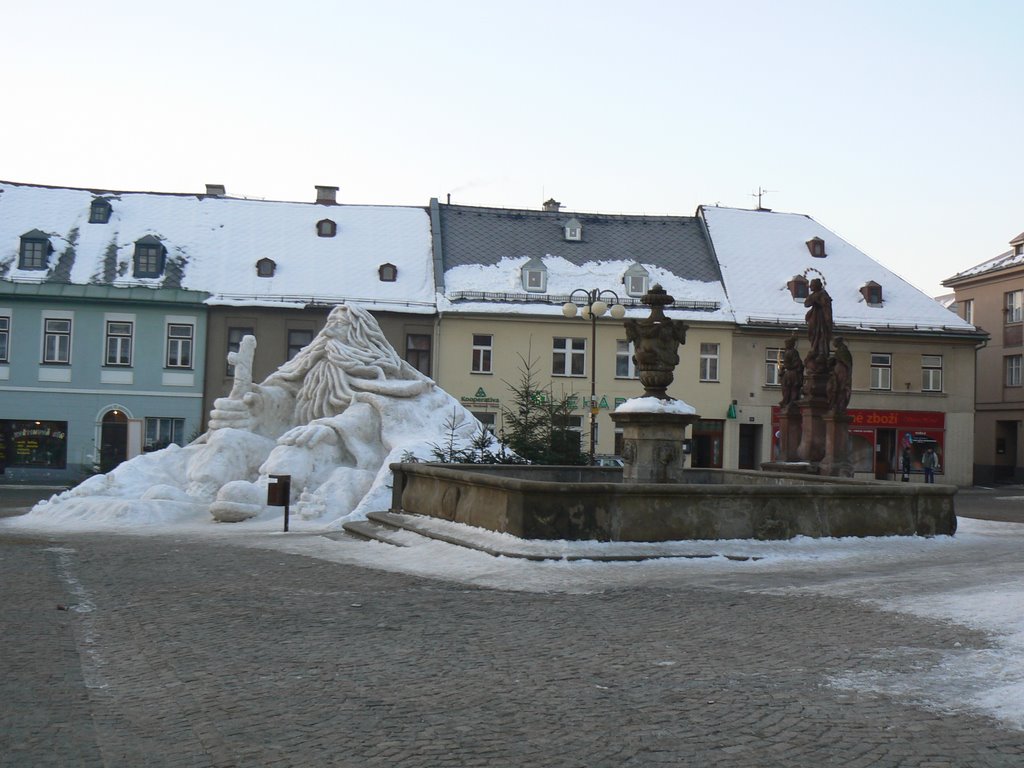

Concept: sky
[[3, 0, 1022, 297]]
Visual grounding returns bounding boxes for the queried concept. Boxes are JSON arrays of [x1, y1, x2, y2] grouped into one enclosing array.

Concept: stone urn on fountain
[[610, 284, 701, 483]]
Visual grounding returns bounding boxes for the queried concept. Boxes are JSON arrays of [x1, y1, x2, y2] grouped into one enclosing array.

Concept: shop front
[[772, 408, 944, 480]]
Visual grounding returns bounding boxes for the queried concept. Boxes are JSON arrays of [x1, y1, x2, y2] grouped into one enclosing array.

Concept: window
[[564, 217, 582, 241], [616, 340, 638, 378], [699, 343, 720, 382], [19, 231, 50, 270], [406, 334, 432, 376], [472, 411, 496, 434], [287, 329, 314, 360], [805, 237, 826, 258], [860, 281, 883, 306], [471, 334, 492, 373], [1007, 290, 1023, 323], [316, 219, 337, 237], [962, 299, 973, 324], [921, 355, 943, 392], [553, 337, 586, 376], [623, 263, 649, 297], [521, 256, 547, 292], [787, 275, 809, 300], [166, 324, 194, 368], [870, 352, 892, 390], [1007, 355, 1022, 387], [378, 263, 398, 282], [0, 419, 67, 468], [133, 236, 165, 278], [105, 321, 133, 366], [227, 327, 254, 375], [765, 347, 783, 386], [43, 318, 71, 364], [89, 198, 112, 224], [0, 316, 8, 363], [256, 258, 276, 277], [145, 417, 185, 451]]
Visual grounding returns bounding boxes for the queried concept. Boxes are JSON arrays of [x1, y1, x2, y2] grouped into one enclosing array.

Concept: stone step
[[340, 519, 411, 547], [365, 511, 761, 562]]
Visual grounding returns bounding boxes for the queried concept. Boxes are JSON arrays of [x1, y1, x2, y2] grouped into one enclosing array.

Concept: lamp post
[[562, 289, 626, 464]]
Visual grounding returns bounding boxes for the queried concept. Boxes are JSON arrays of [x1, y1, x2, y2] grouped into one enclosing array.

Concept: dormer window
[[316, 219, 337, 237], [787, 274, 809, 300], [521, 256, 547, 292], [133, 235, 166, 278], [564, 217, 582, 242], [806, 237, 826, 258], [89, 198, 112, 224], [378, 263, 398, 282], [18, 230, 52, 270], [860, 281, 883, 306], [256, 258, 276, 277], [623, 263, 650, 297]]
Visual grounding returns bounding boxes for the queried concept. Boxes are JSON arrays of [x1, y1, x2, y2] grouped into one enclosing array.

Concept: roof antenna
[[751, 186, 776, 212]]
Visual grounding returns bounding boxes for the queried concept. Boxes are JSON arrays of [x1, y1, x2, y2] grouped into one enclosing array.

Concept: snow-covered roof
[[944, 247, 1023, 285], [435, 202, 733, 322], [700, 206, 980, 334], [0, 181, 435, 313]]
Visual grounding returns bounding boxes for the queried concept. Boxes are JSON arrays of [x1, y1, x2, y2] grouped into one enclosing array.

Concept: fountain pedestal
[[611, 411, 700, 484]]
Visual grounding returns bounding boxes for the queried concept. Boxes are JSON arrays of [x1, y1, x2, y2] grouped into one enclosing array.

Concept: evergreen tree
[[500, 352, 585, 465]]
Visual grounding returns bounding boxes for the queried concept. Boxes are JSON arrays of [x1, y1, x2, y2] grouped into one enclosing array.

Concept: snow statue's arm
[[208, 335, 298, 439]]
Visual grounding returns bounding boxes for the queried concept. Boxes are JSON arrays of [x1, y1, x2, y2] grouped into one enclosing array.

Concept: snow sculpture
[[32, 305, 497, 527]]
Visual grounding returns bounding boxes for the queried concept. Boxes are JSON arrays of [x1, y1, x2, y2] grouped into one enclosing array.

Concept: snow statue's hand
[[278, 422, 339, 449], [208, 388, 266, 432]]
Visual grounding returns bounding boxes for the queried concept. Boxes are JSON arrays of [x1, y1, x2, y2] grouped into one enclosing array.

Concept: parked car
[[594, 455, 625, 468]]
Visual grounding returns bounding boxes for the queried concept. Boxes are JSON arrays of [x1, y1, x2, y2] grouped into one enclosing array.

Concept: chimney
[[542, 198, 562, 212], [316, 185, 339, 205], [205, 184, 226, 197]]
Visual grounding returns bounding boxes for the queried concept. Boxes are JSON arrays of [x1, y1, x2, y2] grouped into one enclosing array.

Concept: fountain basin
[[389, 463, 956, 541]]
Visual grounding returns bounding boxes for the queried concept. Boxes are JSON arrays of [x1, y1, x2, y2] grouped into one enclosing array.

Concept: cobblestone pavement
[[2, 487, 1024, 766]]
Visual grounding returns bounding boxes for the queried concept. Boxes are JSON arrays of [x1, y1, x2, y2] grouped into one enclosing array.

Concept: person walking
[[901, 446, 912, 482], [922, 447, 938, 483]]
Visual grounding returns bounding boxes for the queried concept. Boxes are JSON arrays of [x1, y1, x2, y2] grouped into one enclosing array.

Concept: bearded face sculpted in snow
[[208, 304, 432, 441]]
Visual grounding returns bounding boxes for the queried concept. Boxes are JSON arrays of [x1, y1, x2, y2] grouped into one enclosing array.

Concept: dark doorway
[[691, 419, 724, 469], [875, 428, 896, 480], [738, 424, 760, 469], [100, 410, 128, 472], [995, 420, 1019, 482]]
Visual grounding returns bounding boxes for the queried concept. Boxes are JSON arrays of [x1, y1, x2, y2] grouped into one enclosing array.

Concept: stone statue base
[[819, 413, 854, 477], [777, 403, 802, 462], [610, 410, 700, 484]]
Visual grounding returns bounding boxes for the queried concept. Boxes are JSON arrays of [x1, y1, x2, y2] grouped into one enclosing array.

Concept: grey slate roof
[[435, 202, 722, 283]]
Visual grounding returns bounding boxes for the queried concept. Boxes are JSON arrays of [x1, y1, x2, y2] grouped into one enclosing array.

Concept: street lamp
[[562, 288, 626, 464]]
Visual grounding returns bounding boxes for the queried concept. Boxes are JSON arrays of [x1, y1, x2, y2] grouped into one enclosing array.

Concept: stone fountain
[[388, 283, 956, 541]]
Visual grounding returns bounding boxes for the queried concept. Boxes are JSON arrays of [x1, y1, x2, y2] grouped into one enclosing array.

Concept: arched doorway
[[99, 409, 128, 472]]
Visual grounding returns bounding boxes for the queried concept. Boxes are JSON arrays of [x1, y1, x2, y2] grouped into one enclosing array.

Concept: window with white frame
[[166, 323, 194, 368], [145, 417, 185, 451], [553, 337, 586, 376], [921, 355, 943, 392], [962, 298, 973, 325], [105, 321, 133, 366], [43, 318, 71, 364], [616, 340, 638, 378], [471, 334, 493, 374], [870, 352, 892, 390], [699, 343, 720, 382], [623, 263, 649, 298], [1007, 290, 1023, 324], [765, 347, 783, 386], [521, 257, 547, 292], [1007, 355, 1022, 387], [0, 315, 8, 363]]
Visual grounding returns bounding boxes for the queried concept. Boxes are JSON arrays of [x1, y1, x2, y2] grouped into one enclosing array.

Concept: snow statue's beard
[[266, 304, 425, 423]]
